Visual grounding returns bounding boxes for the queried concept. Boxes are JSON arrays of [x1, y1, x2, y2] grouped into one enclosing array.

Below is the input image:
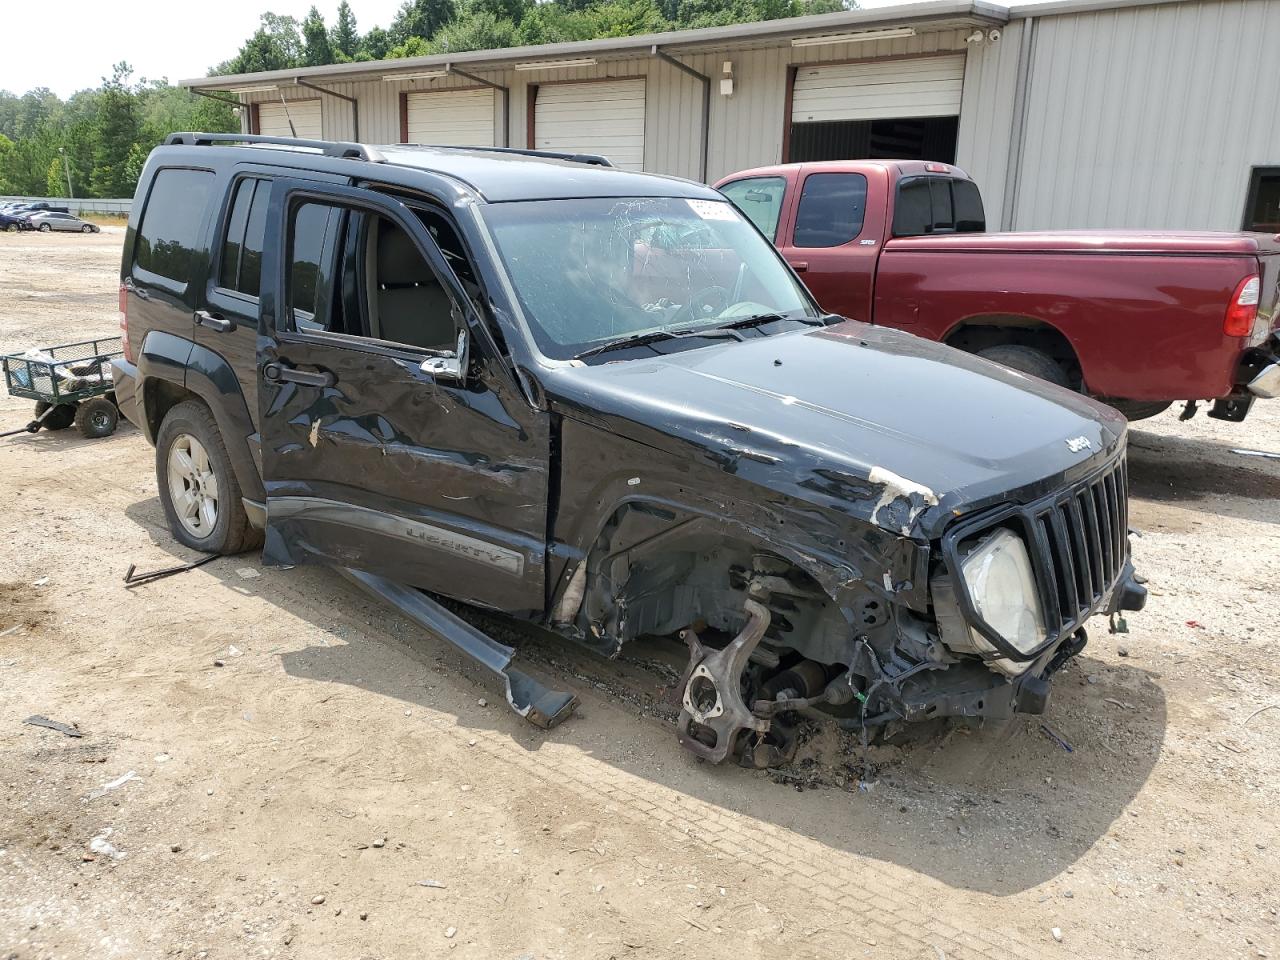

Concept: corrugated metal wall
[[237, 28, 972, 184], [955, 19, 1024, 230], [1009, 0, 1280, 230]]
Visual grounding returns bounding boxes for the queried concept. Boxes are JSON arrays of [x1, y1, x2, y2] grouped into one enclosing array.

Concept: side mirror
[[419, 328, 468, 382]]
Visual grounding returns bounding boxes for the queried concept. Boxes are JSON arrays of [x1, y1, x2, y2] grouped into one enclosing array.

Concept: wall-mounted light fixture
[[720, 60, 734, 96], [790, 26, 916, 48], [513, 57, 598, 71], [383, 70, 448, 81]]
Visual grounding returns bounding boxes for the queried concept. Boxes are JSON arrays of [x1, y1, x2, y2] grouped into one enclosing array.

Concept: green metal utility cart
[[2, 336, 123, 440]]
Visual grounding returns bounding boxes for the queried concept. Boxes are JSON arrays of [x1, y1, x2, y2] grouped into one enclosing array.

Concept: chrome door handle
[[195, 310, 235, 332]]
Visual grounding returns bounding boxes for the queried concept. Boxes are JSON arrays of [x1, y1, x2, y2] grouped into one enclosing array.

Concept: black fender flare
[[137, 331, 265, 503]]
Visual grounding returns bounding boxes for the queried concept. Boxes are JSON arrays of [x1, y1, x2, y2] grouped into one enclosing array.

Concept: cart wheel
[[75, 398, 119, 439], [34, 401, 76, 431]]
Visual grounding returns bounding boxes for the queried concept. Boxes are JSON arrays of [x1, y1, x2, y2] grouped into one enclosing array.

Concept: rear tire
[[38, 223, 50, 232], [977, 344, 1070, 388], [74, 397, 118, 438], [34, 401, 75, 430], [155, 400, 261, 555]]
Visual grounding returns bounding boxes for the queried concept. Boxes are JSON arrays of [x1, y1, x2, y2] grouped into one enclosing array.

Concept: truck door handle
[[791, 261, 809, 272], [195, 310, 235, 333], [262, 362, 336, 388]]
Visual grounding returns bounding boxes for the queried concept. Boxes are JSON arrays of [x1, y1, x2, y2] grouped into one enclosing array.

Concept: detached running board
[[339, 568, 578, 730]]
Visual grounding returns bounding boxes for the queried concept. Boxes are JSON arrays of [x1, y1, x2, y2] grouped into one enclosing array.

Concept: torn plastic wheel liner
[[338, 568, 578, 730]]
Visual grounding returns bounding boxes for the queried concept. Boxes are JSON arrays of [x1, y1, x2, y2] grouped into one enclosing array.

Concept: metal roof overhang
[[182, 0, 1009, 91]]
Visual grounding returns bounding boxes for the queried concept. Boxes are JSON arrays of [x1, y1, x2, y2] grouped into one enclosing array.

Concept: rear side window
[[720, 177, 787, 241], [793, 173, 867, 248], [134, 168, 215, 284], [218, 178, 271, 297], [893, 177, 986, 236]]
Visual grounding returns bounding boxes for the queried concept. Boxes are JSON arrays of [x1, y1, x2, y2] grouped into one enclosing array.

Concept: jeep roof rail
[[400, 143, 613, 168], [164, 131, 386, 163]]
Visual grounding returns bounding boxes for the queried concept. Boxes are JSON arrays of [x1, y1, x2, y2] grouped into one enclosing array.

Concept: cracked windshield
[[482, 196, 819, 360]]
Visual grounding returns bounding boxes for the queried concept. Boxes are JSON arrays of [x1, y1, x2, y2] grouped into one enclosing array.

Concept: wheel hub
[[166, 434, 219, 538]]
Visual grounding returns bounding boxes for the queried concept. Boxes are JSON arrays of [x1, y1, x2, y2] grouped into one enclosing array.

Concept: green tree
[[389, 0, 458, 44], [360, 25, 393, 59], [331, 1, 360, 58], [215, 13, 304, 75], [90, 63, 141, 198], [302, 6, 334, 65], [45, 156, 63, 197], [0, 134, 16, 193]]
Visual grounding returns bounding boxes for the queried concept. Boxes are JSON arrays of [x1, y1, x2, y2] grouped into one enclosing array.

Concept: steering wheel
[[674, 285, 731, 326]]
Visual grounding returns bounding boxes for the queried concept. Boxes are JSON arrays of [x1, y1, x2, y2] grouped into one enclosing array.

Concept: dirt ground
[[1, 228, 1277, 960]]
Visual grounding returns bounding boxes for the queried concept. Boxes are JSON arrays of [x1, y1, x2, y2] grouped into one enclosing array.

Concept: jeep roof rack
[[164, 132, 386, 163], [398, 144, 614, 168]]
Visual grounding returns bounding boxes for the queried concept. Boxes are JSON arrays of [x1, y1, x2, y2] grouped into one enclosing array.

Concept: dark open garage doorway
[[788, 116, 959, 164]]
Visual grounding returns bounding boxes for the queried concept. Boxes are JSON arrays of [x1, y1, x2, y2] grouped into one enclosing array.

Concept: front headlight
[[961, 528, 1045, 656]]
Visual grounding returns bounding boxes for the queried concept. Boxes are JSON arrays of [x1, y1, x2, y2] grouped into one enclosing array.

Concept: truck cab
[[718, 161, 1280, 423]]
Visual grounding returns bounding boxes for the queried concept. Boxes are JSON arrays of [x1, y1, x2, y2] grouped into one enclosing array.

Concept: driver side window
[[285, 201, 468, 354]]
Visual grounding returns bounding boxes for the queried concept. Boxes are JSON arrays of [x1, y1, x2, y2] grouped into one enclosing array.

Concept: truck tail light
[[1224, 275, 1260, 337], [119, 282, 133, 363]]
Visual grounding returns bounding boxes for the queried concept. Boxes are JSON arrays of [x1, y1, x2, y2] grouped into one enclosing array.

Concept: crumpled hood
[[542, 320, 1127, 538]]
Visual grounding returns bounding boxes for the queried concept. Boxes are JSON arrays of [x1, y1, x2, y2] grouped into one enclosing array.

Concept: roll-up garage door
[[256, 100, 323, 139], [406, 88, 496, 147], [791, 55, 966, 122], [533, 80, 645, 170]]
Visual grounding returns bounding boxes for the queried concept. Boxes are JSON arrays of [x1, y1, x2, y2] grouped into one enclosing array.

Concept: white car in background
[[27, 211, 99, 233]]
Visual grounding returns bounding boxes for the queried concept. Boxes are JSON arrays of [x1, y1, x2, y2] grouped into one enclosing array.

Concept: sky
[[1, 0, 1047, 99], [1, 0, 405, 98]]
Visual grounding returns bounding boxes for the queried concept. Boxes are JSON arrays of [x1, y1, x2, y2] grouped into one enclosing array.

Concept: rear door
[[256, 180, 550, 613], [199, 165, 349, 432]]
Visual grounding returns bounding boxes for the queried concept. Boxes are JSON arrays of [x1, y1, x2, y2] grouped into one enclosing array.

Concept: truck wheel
[[1107, 400, 1172, 421], [34, 401, 76, 430], [977, 345, 1070, 388], [74, 397, 119, 438], [156, 400, 262, 555]]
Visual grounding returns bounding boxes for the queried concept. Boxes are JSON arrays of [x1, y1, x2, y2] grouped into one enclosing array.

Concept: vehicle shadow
[[121, 496, 1167, 898], [1126, 426, 1280, 524]]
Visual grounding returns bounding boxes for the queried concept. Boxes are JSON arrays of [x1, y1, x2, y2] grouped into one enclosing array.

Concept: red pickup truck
[[716, 161, 1280, 422]]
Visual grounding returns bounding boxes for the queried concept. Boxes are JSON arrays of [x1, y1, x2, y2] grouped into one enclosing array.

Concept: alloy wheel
[[166, 433, 219, 538]]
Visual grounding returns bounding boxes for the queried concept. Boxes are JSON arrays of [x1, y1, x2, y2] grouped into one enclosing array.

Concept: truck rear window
[[134, 168, 215, 285], [893, 177, 985, 237]]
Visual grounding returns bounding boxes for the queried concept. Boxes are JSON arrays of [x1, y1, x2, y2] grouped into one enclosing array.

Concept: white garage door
[[257, 100, 323, 139], [792, 55, 966, 122], [406, 88, 496, 147], [534, 80, 645, 170]]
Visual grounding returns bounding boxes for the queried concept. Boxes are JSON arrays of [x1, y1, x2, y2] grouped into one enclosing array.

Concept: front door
[[257, 180, 550, 614], [775, 170, 882, 323]]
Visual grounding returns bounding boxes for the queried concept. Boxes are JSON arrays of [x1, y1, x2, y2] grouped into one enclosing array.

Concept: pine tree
[[331, 1, 360, 59], [90, 63, 142, 199], [302, 6, 334, 65]]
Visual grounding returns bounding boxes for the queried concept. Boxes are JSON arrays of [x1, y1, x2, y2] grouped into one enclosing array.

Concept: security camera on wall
[[988, 28, 1002, 42], [966, 29, 985, 43]]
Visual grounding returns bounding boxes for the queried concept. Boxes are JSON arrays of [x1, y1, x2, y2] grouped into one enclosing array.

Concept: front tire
[[977, 344, 1070, 388], [156, 400, 260, 555], [81, 224, 92, 233]]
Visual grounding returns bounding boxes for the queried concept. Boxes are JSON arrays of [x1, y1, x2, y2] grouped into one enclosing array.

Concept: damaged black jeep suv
[[113, 132, 1146, 766]]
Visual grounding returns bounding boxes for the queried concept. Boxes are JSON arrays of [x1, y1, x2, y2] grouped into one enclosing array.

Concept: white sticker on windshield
[[686, 199, 738, 221]]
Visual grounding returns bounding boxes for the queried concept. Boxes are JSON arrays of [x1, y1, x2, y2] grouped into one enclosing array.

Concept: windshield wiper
[[715, 312, 827, 332], [572, 326, 744, 362]]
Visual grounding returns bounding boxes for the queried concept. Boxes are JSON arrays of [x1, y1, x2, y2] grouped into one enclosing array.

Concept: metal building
[[183, 0, 1280, 233]]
